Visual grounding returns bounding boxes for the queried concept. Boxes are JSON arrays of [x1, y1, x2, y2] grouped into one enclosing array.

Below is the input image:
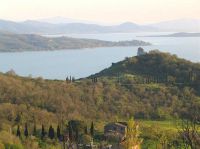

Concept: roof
[[105, 122, 127, 128]]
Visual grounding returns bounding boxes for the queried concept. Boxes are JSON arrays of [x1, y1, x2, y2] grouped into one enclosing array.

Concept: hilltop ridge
[[91, 49, 200, 84]]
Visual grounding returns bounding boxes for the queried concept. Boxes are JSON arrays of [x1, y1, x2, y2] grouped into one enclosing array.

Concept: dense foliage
[[92, 51, 200, 83], [0, 51, 199, 121], [0, 51, 199, 148]]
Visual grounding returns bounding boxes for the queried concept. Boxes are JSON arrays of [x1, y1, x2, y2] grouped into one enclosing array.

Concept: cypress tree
[[48, 125, 51, 138], [75, 128, 79, 149], [84, 126, 88, 134], [75, 128, 79, 143], [68, 124, 73, 141], [24, 123, 28, 138], [16, 125, 21, 137], [70, 76, 72, 82], [90, 122, 94, 137], [57, 125, 61, 139], [51, 127, 55, 139], [66, 77, 69, 82], [41, 124, 46, 139], [15, 114, 21, 124], [33, 123, 37, 136], [48, 125, 55, 139]]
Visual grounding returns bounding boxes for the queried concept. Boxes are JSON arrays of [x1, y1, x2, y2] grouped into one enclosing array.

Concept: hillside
[[0, 32, 150, 52], [0, 51, 199, 124], [0, 51, 199, 148], [91, 50, 200, 84]]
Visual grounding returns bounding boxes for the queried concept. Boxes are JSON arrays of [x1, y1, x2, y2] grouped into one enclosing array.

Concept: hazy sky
[[1, 0, 200, 24]]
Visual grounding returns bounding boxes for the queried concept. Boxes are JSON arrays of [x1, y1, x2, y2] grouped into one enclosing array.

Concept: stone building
[[137, 47, 146, 56], [104, 122, 127, 140]]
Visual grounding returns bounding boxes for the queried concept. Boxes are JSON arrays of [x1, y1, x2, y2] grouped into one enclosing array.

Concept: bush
[[80, 134, 92, 144], [4, 144, 23, 149], [0, 141, 5, 149]]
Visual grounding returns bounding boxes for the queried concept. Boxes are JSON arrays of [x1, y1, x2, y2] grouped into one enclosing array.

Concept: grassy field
[[95, 119, 178, 133], [139, 120, 178, 131], [94, 119, 180, 148]]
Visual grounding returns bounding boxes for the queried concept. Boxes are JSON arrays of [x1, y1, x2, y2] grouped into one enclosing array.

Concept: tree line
[[15, 120, 95, 143]]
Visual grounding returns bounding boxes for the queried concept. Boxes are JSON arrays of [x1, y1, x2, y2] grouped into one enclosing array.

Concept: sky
[[0, 0, 200, 24]]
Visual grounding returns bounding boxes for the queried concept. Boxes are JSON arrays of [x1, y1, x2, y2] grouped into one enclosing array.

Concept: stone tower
[[137, 47, 146, 56]]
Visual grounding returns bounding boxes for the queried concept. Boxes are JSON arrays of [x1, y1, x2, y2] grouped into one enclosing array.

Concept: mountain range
[[0, 18, 200, 34], [149, 18, 200, 32]]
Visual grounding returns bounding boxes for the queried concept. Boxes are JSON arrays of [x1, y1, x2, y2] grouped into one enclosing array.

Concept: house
[[104, 122, 127, 140]]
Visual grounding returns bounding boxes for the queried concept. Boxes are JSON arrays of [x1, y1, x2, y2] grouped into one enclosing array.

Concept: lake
[[0, 33, 200, 80]]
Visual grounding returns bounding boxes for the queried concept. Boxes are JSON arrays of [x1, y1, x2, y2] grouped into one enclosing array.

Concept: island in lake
[[139, 32, 200, 37], [0, 32, 151, 52]]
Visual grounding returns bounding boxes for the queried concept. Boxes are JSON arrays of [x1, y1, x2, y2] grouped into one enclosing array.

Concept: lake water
[[0, 33, 200, 80]]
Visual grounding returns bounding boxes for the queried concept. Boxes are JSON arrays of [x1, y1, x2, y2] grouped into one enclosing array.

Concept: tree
[[121, 117, 143, 149], [68, 124, 73, 142], [41, 124, 46, 139], [15, 114, 21, 124], [33, 123, 37, 136], [72, 77, 75, 82], [178, 118, 200, 149], [90, 122, 94, 137], [48, 125, 55, 139], [16, 125, 21, 137], [75, 128, 79, 149], [6, 69, 17, 76], [75, 127, 79, 143], [57, 125, 61, 140], [24, 123, 28, 138], [66, 77, 69, 82], [70, 76, 72, 82], [177, 103, 200, 149], [84, 126, 88, 134]]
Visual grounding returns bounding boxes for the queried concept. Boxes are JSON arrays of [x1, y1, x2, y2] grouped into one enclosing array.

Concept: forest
[[0, 51, 199, 148]]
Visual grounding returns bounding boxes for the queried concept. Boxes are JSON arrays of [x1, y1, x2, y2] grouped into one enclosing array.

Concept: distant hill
[[0, 18, 200, 34], [149, 18, 200, 32], [0, 19, 155, 34], [0, 32, 151, 52], [140, 32, 200, 37], [37, 17, 200, 32]]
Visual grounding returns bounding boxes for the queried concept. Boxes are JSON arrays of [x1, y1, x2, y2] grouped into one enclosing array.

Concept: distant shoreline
[[0, 45, 152, 53], [0, 32, 151, 52], [138, 32, 200, 37]]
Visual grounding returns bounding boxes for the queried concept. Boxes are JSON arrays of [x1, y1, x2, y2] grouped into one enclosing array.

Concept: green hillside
[[91, 50, 200, 85], [0, 51, 199, 122], [0, 51, 199, 148]]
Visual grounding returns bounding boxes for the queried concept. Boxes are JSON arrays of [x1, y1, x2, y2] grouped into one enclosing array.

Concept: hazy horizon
[[1, 0, 200, 24]]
